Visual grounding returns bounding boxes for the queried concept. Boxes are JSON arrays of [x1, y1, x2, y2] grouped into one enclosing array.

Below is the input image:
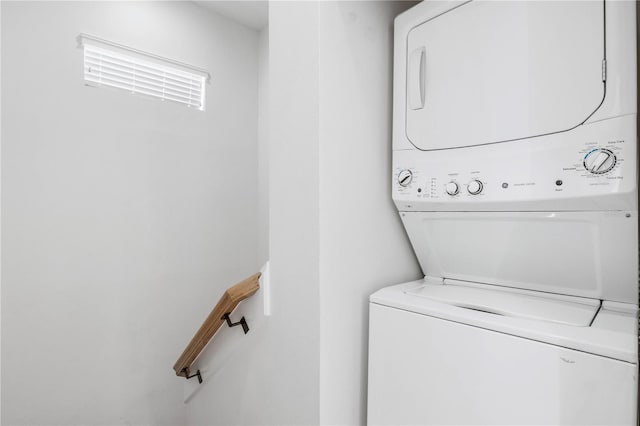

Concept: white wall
[[184, 2, 420, 425], [183, 24, 272, 426], [1, 2, 260, 424], [185, 3, 322, 425], [0, 2, 3, 423], [317, 2, 420, 424], [258, 27, 270, 264]]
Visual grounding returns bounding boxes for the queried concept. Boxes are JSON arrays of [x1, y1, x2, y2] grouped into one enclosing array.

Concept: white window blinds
[[78, 34, 209, 111]]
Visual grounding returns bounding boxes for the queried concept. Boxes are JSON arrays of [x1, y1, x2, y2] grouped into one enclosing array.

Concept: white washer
[[368, 1, 638, 424], [369, 281, 637, 425]]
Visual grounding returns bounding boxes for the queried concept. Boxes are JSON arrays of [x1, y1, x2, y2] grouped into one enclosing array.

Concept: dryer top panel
[[404, 1, 605, 151]]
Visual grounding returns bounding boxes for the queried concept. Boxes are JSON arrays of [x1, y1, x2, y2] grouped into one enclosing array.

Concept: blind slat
[[86, 66, 202, 97], [83, 44, 205, 110], [86, 75, 201, 107], [85, 54, 202, 89], [86, 74, 200, 103], [85, 49, 200, 84]]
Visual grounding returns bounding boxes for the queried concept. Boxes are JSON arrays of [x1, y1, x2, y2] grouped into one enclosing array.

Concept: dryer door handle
[[408, 47, 426, 110]]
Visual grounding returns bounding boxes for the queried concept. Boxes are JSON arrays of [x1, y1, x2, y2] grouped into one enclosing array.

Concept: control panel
[[392, 115, 637, 211]]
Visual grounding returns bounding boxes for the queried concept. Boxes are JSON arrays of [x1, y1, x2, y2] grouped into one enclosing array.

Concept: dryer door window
[[405, 1, 605, 151]]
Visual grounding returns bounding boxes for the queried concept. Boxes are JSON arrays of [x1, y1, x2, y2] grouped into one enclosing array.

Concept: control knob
[[583, 148, 617, 174], [445, 181, 459, 196], [467, 179, 483, 195], [398, 169, 413, 187]]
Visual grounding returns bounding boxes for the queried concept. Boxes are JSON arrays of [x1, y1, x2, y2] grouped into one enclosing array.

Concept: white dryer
[[368, 1, 638, 424]]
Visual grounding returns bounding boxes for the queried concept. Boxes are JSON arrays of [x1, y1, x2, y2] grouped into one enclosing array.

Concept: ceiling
[[194, 1, 268, 31]]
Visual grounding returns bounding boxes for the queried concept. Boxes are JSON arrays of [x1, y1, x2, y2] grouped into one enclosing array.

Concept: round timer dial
[[467, 179, 483, 195], [583, 148, 617, 174], [398, 169, 413, 187], [445, 181, 459, 196]]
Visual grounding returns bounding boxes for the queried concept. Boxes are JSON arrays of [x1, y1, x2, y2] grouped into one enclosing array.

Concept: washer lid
[[405, 280, 600, 327], [405, 0, 605, 151], [371, 280, 637, 363]]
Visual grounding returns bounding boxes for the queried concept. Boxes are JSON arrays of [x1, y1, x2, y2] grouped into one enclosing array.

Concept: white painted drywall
[[194, 1, 268, 31], [317, 2, 421, 424], [0, 2, 3, 423], [1, 2, 260, 424], [258, 27, 270, 265], [182, 23, 273, 419], [185, 3, 322, 425], [183, 2, 420, 425]]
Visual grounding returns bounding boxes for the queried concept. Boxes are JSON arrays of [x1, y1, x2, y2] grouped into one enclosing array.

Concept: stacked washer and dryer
[[368, 1, 638, 425]]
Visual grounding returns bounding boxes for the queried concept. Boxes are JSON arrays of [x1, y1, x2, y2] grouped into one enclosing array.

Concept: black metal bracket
[[181, 368, 202, 384], [222, 312, 249, 334]]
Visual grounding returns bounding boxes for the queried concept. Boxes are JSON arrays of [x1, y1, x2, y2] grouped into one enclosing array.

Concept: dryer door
[[405, 1, 605, 151]]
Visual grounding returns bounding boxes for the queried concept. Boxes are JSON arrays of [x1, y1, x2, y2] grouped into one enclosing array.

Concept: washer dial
[[445, 181, 459, 196], [398, 169, 413, 187], [583, 148, 617, 174], [467, 180, 483, 195]]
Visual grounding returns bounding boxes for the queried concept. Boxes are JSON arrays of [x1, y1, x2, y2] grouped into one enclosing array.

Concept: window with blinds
[[79, 34, 209, 111]]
